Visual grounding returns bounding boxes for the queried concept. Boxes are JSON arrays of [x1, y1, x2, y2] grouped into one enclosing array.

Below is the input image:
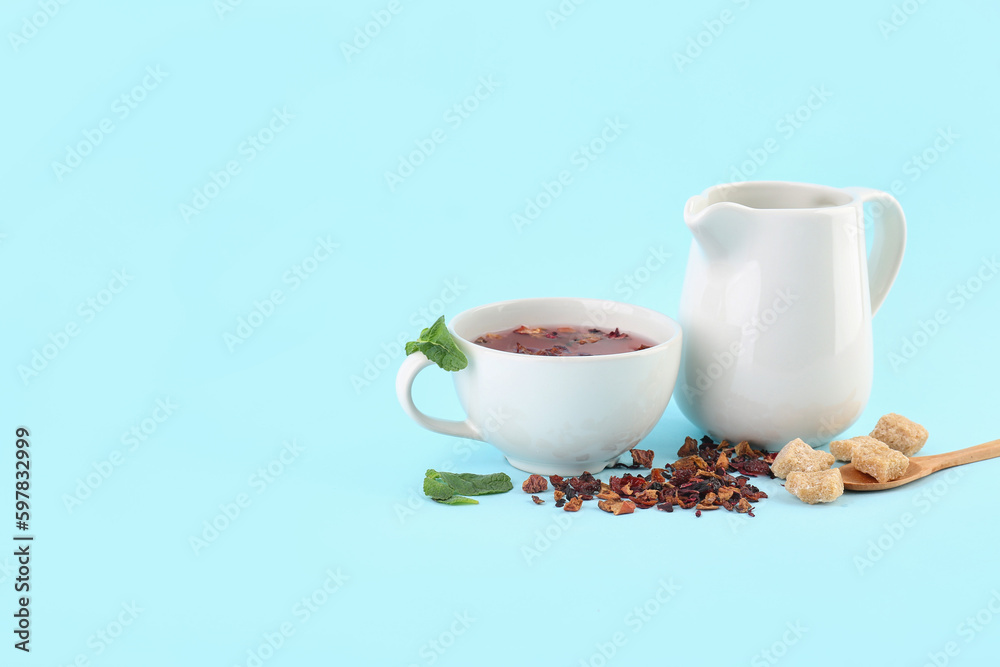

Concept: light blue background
[[4, 0, 999, 665]]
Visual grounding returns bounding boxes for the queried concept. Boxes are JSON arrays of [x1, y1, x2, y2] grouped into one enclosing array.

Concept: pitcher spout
[[684, 195, 747, 258]]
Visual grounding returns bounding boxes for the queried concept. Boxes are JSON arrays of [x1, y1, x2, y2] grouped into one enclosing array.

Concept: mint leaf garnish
[[405, 316, 468, 372]]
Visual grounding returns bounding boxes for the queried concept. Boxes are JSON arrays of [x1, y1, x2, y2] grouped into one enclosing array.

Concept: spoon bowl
[[840, 438, 1000, 491]]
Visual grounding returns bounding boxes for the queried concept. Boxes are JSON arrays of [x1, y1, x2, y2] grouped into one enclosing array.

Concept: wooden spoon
[[840, 438, 1000, 491]]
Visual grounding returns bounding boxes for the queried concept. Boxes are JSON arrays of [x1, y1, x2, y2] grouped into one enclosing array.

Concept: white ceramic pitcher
[[675, 181, 906, 446]]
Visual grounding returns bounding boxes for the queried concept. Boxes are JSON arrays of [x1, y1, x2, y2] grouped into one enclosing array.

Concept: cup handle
[[844, 186, 907, 316], [395, 352, 483, 441]]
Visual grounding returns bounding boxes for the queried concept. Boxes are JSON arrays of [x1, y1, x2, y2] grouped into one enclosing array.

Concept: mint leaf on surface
[[423, 471, 455, 501], [436, 471, 513, 496], [405, 316, 468, 371], [434, 495, 479, 505], [422, 469, 513, 506]]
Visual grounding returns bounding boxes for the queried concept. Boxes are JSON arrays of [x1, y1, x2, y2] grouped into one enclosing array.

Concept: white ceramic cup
[[396, 297, 683, 475]]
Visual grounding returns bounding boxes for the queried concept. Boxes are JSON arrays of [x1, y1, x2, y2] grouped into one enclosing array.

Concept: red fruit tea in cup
[[473, 325, 655, 357]]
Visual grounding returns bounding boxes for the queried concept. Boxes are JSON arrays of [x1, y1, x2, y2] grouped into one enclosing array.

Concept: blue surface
[[3, 0, 999, 664]]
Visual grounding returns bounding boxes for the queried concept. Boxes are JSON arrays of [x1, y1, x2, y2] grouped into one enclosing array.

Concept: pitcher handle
[[844, 187, 907, 316]]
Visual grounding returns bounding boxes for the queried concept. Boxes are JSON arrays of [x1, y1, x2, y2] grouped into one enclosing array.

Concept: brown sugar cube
[[852, 442, 910, 483], [785, 469, 844, 504], [829, 435, 886, 462], [870, 413, 928, 456], [829, 439, 854, 462], [771, 438, 835, 479], [850, 438, 890, 462]]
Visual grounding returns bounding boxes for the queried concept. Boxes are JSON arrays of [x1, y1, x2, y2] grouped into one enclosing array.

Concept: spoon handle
[[920, 439, 1000, 473]]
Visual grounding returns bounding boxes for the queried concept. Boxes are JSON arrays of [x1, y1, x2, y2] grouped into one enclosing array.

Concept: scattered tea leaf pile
[[524, 437, 777, 517]]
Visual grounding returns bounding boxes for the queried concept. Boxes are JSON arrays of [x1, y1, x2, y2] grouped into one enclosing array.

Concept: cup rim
[[448, 296, 682, 362]]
